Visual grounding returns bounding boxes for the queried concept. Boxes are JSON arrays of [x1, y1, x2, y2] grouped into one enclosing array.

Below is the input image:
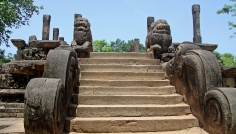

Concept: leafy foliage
[[0, 49, 14, 64], [214, 51, 236, 66], [221, 53, 236, 66], [93, 39, 145, 52], [217, 0, 236, 37], [0, 0, 43, 47]]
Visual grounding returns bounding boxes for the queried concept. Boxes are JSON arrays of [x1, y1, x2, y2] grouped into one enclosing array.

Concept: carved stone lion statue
[[145, 19, 172, 59], [71, 17, 93, 58]]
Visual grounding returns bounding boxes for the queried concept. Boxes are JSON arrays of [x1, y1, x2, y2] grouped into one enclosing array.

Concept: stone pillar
[[42, 14, 51, 40], [192, 4, 202, 43], [28, 35, 37, 43], [74, 14, 82, 22], [53, 28, 59, 40], [59, 37, 64, 41], [147, 17, 154, 33], [134, 38, 140, 52], [74, 14, 82, 39], [28, 35, 37, 47]]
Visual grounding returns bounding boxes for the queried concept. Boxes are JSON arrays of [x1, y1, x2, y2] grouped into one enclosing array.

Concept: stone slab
[[65, 127, 208, 134], [69, 104, 191, 117], [80, 72, 165, 80], [65, 115, 199, 133], [73, 94, 183, 105], [78, 58, 160, 65], [80, 65, 162, 72], [79, 80, 170, 87], [78, 86, 175, 95], [90, 52, 153, 59]]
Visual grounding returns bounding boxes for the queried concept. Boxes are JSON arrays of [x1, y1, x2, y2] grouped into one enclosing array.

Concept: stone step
[[80, 80, 170, 87], [78, 86, 175, 95], [0, 103, 24, 108], [0, 108, 24, 113], [80, 72, 165, 80], [67, 127, 208, 134], [65, 115, 199, 133], [0, 89, 25, 103], [0, 103, 24, 118], [68, 104, 191, 117], [73, 94, 183, 105], [90, 52, 153, 59], [78, 58, 160, 65], [0, 112, 24, 118], [80, 64, 162, 72], [0, 89, 25, 95]]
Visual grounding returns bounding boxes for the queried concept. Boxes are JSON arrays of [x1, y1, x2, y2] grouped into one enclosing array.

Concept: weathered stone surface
[[11, 39, 26, 50], [53, 28, 59, 40], [0, 74, 34, 89], [75, 94, 183, 105], [79, 58, 160, 65], [78, 86, 175, 95], [221, 67, 236, 87], [74, 14, 82, 22], [162, 43, 236, 133], [79, 80, 169, 87], [198, 43, 217, 52], [28, 35, 37, 43], [81, 71, 165, 80], [147, 16, 154, 33], [192, 4, 202, 43], [43, 49, 79, 108], [146, 19, 172, 59], [59, 37, 64, 41], [29, 40, 60, 48], [133, 38, 140, 52], [163, 44, 221, 121], [172, 42, 218, 52], [24, 48, 79, 134], [1, 60, 45, 75], [205, 87, 236, 134], [42, 14, 51, 40], [90, 52, 153, 59], [24, 78, 65, 134], [71, 104, 191, 117], [65, 116, 199, 133], [222, 67, 236, 77], [80, 64, 162, 72], [71, 15, 93, 58]]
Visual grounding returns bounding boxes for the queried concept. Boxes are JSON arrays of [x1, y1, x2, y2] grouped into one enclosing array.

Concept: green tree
[[0, 0, 43, 47], [110, 38, 145, 52], [221, 53, 236, 66], [0, 49, 14, 64], [110, 38, 127, 52], [93, 40, 112, 52], [93, 39, 146, 52], [213, 51, 224, 66], [217, 0, 236, 37], [213, 51, 236, 66]]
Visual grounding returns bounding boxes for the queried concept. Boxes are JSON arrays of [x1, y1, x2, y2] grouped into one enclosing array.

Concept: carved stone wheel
[[24, 48, 78, 134], [24, 78, 65, 134], [43, 48, 78, 108], [205, 88, 236, 134]]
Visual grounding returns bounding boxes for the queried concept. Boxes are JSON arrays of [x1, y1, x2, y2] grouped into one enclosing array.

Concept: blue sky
[[4, 0, 236, 56]]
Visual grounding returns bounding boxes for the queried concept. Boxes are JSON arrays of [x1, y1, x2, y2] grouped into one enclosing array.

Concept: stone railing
[[163, 42, 236, 134], [24, 45, 79, 133]]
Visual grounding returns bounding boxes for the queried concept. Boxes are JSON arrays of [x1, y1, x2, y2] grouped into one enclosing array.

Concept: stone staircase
[[65, 52, 199, 133], [0, 90, 25, 118]]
